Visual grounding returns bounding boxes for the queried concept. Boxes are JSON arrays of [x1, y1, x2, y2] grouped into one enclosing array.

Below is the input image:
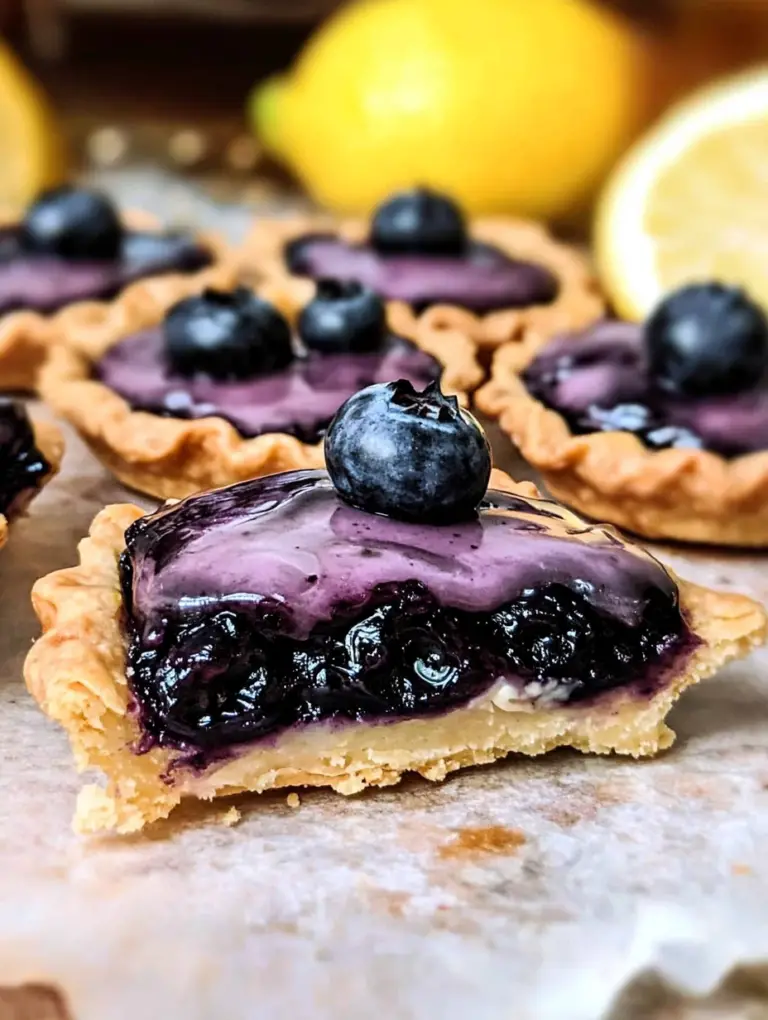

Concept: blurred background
[[1, 0, 768, 230]]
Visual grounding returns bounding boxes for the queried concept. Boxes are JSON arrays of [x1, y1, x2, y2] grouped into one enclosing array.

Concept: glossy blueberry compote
[[524, 285, 768, 457], [284, 188, 559, 313], [119, 382, 690, 758], [96, 284, 441, 443], [0, 186, 211, 316], [0, 400, 50, 517]]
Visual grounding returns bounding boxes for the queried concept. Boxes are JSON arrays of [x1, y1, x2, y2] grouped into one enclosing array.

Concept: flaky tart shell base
[[39, 273, 485, 501], [476, 342, 768, 546], [238, 215, 605, 354], [25, 475, 766, 834], [0, 417, 64, 550], [0, 210, 234, 393]]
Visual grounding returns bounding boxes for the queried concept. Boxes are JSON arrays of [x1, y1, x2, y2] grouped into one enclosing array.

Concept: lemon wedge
[[596, 69, 768, 321], [0, 42, 66, 212]]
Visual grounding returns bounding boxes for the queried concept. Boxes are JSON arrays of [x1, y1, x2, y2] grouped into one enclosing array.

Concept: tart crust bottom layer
[[25, 482, 767, 834], [0, 418, 64, 549]]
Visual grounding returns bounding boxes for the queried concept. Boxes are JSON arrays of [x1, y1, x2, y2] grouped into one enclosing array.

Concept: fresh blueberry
[[370, 188, 468, 256], [164, 287, 293, 380], [298, 279, 387, 354], [325, 379, 491, 523], [646, 283, 768, 395], [20, 186, 123, 260]]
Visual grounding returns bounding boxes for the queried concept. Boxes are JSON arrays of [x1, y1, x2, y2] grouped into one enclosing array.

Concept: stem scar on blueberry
[[325, 379, 492, 524], [645, 282, 768, 396], [298, 278, 387, 354], [164, 286, 294, 380]]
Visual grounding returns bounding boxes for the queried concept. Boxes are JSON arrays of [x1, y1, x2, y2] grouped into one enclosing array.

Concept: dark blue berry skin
[[370, 188, 468, 257], [646, 283, 768, 396], [325, 380, 492, 523], [164, 287, 293, 380], [298, 279, 387, 353], [20, 186, 123, 261]]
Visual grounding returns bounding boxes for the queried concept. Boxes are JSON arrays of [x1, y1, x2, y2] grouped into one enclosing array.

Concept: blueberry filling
[[121, 573, 683, 751], [0, 186, 211, 316], [282, 188, 559, 313], [523, 286, 768, 457], [0, 400, 50, 517], [95, 292, 441, 443], [119, 470, 690, 757]]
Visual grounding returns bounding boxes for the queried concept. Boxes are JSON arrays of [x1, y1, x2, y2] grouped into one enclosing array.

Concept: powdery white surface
[[1, 406, 768, 1019]]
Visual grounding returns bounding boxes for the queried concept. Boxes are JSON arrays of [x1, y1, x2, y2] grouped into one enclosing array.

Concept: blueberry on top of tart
[[96, 282, 442, 444], [0, 185, 213, 316], [0, 399, 62, 547], [522, 284, 768, 458], [26, 378, 767, 831], [284, 188, 560, 314]]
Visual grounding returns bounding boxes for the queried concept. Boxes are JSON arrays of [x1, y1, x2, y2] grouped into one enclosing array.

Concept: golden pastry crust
[[476, 341, 768, 546], [25, 474, 766, 834], [40, 275, 484, 501], [239, 214, 605, 354], [0, 416, 64, 549], [0, 209, 234, 393]]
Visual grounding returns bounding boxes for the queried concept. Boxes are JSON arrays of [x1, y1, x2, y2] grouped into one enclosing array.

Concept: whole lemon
[[0, 42, 66, 210], [251, 0, 649, 219]]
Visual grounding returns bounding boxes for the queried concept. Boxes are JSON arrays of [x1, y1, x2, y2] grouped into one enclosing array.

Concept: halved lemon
[[596, 68, 768, 321], [0, 42, 66, 212]]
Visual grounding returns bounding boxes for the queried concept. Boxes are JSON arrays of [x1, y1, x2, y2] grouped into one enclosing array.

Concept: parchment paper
[[2, 176, 768, 1020]]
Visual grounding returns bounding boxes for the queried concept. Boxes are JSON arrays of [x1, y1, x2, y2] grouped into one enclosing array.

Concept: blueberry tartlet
[[26, 382, 766, 833], [40, 277, 482, 499], [239, 188, 603, 354], [477, 283, 768, 545], [0, 185, 234, 391], [0, 400, 63, 548]]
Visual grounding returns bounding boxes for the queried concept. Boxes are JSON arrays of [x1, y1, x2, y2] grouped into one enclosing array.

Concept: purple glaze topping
[[285, 234, 559, 313], [0, 399, 50, 517], [96, 328, 441, 442], [127, 470, 678, 640], [0, 227, 211, 316], [119, 471, 689, 753], [524, 320, 768, 457]]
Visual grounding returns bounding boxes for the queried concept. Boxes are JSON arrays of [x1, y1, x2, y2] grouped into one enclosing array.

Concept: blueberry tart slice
[[477, 283, 768, 544], [0, 400, 63, 548], [239, 187, 603, 354], [40, 277, 482, 499], [0, 185, 233, 391], [26, 382, 766, 833]]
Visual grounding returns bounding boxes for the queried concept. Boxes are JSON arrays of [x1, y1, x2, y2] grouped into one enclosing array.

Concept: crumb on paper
[[732, 863, 753, 876], [220, 807, 241, 828], [286, 793, 301, 809], [438, 825, 526, 860]]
